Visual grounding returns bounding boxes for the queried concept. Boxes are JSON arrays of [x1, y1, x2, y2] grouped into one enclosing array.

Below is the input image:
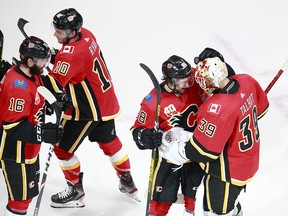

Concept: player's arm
[[131, 95, 163, 150]]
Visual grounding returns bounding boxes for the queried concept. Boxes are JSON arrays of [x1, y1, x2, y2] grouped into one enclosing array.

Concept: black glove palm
[[42, 122, 63, 144], [138, 128, 163, 149]]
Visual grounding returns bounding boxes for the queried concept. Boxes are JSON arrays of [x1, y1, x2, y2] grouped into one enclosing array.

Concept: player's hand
[[0, 60, 12, 80], [194, 47, 225, 64], [50, 47, 59, 64], [138, 128, 163, 149], [42, 123, 63, 144], [159, 139, 189, 165], [55, 92, 71, 111]]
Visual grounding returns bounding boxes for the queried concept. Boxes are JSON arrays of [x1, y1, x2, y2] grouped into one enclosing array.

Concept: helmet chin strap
[[165, 82, 181, 94]]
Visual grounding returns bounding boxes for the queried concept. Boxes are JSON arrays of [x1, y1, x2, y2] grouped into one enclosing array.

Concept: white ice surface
[[1, 0, 288, 215]]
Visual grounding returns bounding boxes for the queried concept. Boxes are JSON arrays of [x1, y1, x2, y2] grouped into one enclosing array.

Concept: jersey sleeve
[[131, 91, 158, 130]]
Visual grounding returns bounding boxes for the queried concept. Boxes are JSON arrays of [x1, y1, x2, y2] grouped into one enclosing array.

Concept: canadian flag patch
[[62, 45, 74, 54], [207, 103, 221, 114]]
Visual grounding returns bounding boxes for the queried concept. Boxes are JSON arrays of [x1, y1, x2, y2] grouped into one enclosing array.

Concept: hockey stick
[[0, 30, 3, 61], [17, 18, 29, 38], [264, 58, 288, 93], [139, 63, 161, 216], [33, 86, 62, 216], [264, 58, 288, 94], [17, 18, 51, 72]]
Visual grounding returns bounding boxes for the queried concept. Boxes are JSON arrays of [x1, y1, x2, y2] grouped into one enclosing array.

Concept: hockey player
[[0, 36, 63, 216], [160, 49, 269, 216], [131, 55, 205, 216], [44, 8, 138, 208]]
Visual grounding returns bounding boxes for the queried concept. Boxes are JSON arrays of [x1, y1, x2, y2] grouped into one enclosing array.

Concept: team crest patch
[[207, 103, 221, 114], [144, 93, 154, 102], [14, 79, 27, 88]]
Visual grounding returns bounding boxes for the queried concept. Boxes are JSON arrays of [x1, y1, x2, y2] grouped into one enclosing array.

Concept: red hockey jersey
[[185, 74, 269, 186], [132, 81, 204, 133], [48, 27, 120, 121], [0, 66, 45, 164]]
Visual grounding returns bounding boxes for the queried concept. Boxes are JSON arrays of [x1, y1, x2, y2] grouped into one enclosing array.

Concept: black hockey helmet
[[162, 55, 192, 83], [53, 8, 83, 33], [19, 36, 51, 60]]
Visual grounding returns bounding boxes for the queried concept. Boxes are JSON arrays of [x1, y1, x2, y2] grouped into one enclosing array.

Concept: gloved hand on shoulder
[[194, 47, 225, 64]]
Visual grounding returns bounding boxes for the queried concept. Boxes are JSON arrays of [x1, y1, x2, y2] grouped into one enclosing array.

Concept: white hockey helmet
[[195, 57, 228, 91]]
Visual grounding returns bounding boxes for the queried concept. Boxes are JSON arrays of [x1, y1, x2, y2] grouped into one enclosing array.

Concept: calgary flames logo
[[168, 104, 198, 132]]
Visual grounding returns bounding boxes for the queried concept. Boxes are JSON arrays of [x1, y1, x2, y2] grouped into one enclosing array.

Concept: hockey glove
[[55, 92, 71, 111], [194, 47, 225, 64], [41, 123, 63, 144], [137, 128, 163, 149], [50, 47, 59, 65], [0, 60, 12, 80], [159, 127, 191, 165]]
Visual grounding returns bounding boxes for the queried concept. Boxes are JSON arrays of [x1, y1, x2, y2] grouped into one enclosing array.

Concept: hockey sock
[[184, 196, 196, 212], [7, 199, 32, 215], [150, 200, 172, 216], [98, 136, 131, 175]]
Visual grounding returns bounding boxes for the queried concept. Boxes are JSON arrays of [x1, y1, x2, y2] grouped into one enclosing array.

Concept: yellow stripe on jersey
[[102, 108, 122, 121], [25, 156, 38, 164], [231, 176, 253, 186], [68, 83, 80, 121], [47, 74, 62, 93], [258, 107, 269, 120], [81, 81, 98, 121], [189, 137, 219, 160], [3, 121, 21, 130]]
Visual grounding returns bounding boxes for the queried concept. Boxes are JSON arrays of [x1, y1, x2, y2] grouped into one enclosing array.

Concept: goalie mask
[[195, 57, 228, 92]]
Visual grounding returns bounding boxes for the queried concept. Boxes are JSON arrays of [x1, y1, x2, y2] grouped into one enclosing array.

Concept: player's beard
[[30, 65, 44, 75]]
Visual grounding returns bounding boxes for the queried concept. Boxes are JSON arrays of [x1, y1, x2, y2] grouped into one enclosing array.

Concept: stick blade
[[17, 18, 29, 27], [37, 86, 56, 105]]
